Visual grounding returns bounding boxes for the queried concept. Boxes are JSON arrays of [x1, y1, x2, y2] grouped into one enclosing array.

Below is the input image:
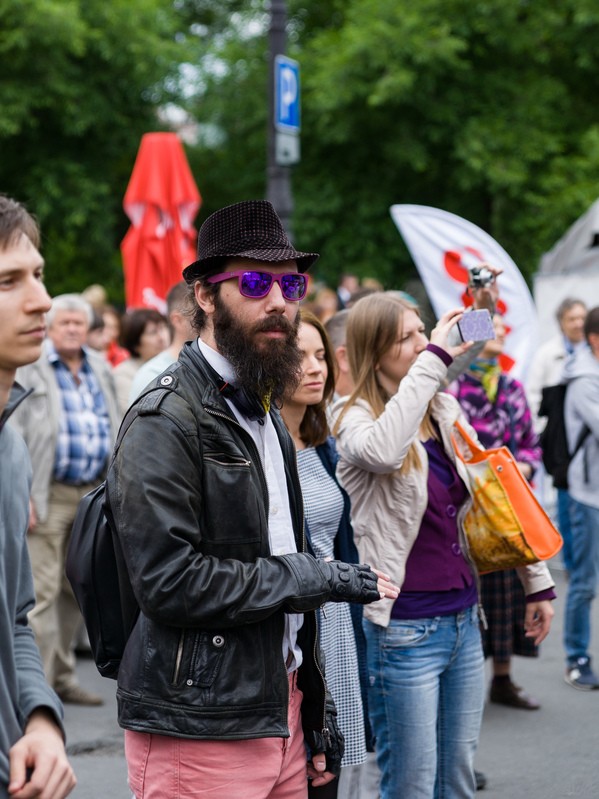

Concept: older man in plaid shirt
[[11, 293, 119, 706]]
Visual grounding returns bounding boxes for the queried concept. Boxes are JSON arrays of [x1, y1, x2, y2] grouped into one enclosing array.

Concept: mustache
[[253, 316, 296, 335]]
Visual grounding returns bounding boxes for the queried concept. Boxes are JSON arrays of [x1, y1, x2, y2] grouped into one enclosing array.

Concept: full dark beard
[[212, 294, 302, 405]]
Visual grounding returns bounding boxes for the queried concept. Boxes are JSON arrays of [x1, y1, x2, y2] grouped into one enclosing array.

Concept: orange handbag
[[451, 420, 562, 574]]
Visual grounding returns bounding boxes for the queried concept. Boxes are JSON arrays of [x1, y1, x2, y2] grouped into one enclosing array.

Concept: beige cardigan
[[10, 342, 120, 523], [333, 349, 555, 628]]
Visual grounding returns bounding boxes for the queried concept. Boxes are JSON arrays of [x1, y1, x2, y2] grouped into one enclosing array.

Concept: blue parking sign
[[275, 55, 300, 133]]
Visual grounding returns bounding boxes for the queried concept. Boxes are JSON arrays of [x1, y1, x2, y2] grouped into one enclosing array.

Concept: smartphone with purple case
[[456, 309, 495, 343]]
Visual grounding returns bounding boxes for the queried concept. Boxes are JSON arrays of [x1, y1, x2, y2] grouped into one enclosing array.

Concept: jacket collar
[[0, 381, 32, 433]]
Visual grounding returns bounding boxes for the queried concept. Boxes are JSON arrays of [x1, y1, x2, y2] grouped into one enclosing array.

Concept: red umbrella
[[121, 132, 201, 310]]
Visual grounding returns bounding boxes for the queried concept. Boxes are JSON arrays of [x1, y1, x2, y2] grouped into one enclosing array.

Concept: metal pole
[[266, 0, 293, 237]]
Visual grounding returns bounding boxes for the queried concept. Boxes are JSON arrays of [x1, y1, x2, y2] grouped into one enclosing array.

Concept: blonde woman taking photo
[[282, 310, 397, 798], [332, 293, 554, 799]]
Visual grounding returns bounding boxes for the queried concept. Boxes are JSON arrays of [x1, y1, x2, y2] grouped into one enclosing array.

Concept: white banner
[[390, 204, 538, 380]]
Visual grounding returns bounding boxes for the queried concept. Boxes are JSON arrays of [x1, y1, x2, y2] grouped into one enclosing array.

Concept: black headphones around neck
[[202, 356, 268, 422], [219, 380, 267, 422]]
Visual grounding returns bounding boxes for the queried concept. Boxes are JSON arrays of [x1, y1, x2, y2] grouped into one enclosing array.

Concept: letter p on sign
[[275, 55, 300, 132]]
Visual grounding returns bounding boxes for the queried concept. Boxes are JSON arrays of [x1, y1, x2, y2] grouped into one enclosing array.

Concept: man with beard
[[105, 200, 398, 799]]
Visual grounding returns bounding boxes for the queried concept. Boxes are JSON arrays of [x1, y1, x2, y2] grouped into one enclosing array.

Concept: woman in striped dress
[[281, 310, 371, 799]]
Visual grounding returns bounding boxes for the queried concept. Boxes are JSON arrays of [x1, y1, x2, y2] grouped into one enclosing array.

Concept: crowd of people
[[0, 191, 598, 799]]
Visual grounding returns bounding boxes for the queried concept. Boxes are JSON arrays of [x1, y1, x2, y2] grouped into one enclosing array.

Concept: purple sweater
[[391, 350, 554, 621], [392, 437, 477, 619]]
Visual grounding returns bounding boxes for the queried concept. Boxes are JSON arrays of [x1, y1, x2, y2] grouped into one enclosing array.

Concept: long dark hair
[[297, 309, 337, 448]]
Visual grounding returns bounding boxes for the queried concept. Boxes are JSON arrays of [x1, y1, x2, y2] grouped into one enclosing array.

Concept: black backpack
[[66, 405, 141, 679], [538, 383, 590, 490]]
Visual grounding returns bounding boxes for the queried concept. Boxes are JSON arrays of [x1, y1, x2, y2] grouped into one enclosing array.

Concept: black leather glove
[[304, 708, 345, 777], [317, 559, 381, 604]]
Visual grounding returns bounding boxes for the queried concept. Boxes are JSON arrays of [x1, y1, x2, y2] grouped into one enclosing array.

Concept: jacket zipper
[[205, 405, 323, 730], [276, 414, 326, 731], [172, 629, 185, 685], [204, 455, 251, 467], [313, 614, 330, 747]]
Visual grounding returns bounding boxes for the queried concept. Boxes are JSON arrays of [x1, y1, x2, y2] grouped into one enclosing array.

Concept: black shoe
[[475, 770, 487, 791], [489, 678, 540, 710]]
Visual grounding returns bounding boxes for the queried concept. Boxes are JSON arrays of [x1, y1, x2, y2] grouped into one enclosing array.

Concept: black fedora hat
[[182, 200, 319, 282]]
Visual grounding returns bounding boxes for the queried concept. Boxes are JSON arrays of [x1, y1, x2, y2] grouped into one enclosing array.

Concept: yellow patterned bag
[[451, 420, 562, 574]]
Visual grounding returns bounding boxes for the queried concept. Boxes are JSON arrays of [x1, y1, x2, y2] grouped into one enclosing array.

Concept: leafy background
[[2, 0, 599, 301]]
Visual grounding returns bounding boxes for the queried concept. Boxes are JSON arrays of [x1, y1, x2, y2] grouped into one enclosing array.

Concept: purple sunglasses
[[206, 270, 309, 301]]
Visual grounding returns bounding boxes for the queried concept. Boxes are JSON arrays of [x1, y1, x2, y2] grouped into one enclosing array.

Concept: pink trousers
[[125, 674, 309, 799]]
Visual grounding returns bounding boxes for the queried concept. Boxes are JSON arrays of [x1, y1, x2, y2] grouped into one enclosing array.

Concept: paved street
[[64, 564, 599, 798]]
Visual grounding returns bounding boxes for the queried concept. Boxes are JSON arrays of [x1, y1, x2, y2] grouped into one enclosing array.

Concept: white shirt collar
[[196, 336, 236, 385]]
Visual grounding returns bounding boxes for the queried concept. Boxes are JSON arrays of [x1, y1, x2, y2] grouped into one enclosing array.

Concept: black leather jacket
[[106, 343, 337, 742]]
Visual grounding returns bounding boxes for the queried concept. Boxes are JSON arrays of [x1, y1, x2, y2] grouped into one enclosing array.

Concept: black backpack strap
[[571, 424, 590, 458], [571, 424, 591, 484], [105, 385, 175, 633]]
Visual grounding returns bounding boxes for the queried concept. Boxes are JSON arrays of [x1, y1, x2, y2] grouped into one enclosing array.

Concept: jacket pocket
[[383, 617, 440, 650], [204, 451, 251, 468], [201, 448, 263, 545], [175, 631, 227, 688]]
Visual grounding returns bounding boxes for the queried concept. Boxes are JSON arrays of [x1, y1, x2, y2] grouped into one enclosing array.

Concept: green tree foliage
[[296, 0, 599, 285], [185, 0, 599, 289], [4, 1, 599, 296], [0, 0, 190, 299], [182, 0, 270, 223]]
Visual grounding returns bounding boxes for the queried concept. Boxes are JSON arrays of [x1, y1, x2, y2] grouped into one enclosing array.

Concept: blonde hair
[[333, 292, 433, 473]]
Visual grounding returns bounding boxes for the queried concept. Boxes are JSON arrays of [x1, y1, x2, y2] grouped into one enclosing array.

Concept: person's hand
[[8, 711, 76, 798], [524, 600, 554, 646], [307, 753, 337, 788], [27, 499, 37, 533], [516, 461, 533, 481], [318, 560, 399, 604], [469, 262, 503, 313], [372, 568, 400, 600], [305, 709, 343, 786], [429, 308, 473, 359]]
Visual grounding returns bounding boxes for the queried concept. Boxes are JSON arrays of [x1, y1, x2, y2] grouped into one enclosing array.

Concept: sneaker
[[475, 770, 487, 791], [564, 657, 599, 690]]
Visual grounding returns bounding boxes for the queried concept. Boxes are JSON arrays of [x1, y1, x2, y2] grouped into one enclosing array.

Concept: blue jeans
[[364, 606, 485, 799], [557, 488, 575, 573], [564, 499, 599, 663]]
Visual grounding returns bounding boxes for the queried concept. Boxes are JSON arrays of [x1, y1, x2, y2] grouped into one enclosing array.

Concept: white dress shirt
[[197, 337, 303, 671]]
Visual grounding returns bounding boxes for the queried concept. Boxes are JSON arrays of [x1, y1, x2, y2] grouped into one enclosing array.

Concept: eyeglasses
[[206, 270, 309, 301]]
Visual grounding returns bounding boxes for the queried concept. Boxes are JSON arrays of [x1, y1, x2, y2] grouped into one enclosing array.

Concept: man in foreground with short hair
[[107, 200, 398, 798], [11, 293, 119, 706], [0, 194, 76, 798]]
